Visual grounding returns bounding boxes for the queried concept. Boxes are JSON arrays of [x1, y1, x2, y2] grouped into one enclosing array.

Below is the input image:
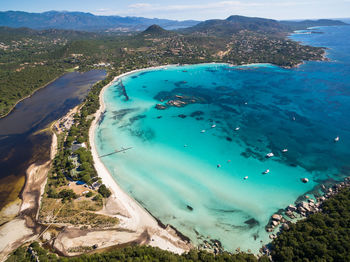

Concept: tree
[[98, 184, 111, 198]]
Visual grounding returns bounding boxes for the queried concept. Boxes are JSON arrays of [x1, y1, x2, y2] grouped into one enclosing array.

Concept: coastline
[[0, 73, 64, 119], [88, 61, 334, 254], [0, 124, 58, 261], [89, 67, 192, 254]]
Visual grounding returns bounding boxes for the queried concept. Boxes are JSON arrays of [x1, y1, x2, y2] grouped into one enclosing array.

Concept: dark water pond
[[0, 70, 106, 210]]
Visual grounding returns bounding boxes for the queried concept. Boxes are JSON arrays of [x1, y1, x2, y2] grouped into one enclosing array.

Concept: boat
[[244, 176, 248, 180], [282, 148, 288, 152], [235, 127, 240, 131], [301, 178, 309, 183], [201, 129, 206, 133], [217, 164, 221, 168], [266, 152, 274, 158], [211, 124, 216, 128], [292, 116, 296, 121], [334, 136, 340, 142], [184, 144, 188, 147], [263, 169, 270, 174]]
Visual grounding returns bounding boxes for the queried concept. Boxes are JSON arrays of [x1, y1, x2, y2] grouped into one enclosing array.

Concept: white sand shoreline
[[89, 65, 191, 254]]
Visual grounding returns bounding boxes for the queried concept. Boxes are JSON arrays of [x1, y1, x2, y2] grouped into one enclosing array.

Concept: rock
[[155, 104, 167, 110], [285, 211, 295, 218], [42, 232, 51, 242], [298, 206, 306, 213], [287, 204, 297, 212], [272, 220, 279, 227], [186, 205, 193, 211], [282, 223, 290, 231], [272, 214, 282, 221], [300, 202, 311, 212]]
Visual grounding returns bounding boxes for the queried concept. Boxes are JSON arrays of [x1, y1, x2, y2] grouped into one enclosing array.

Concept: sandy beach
[[88, 67, 191, 254], [0, 130, 57, 261]]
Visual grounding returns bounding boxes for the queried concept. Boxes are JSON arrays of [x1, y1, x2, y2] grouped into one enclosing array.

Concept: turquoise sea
[[95, 26, 350, 252]]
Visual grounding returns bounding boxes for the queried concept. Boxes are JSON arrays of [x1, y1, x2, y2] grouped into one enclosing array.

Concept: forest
[[0, 24, 325, 117]]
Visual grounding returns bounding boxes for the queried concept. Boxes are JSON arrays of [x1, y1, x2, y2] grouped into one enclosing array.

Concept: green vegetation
[[98, 184, 111, 198], [0, 27, 95, 116], [271, 188, 350, 261], [0, 21, 326, 117], [8, 243, 270, 262], [223, 31, 323, 68]]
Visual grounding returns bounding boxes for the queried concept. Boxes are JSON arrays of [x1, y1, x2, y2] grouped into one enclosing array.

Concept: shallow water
[[96, 26, 350, 252]]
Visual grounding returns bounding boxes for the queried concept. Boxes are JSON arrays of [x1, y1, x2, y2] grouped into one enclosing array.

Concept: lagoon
[[0, 70, 106, 210], [96, 26, 350, 252]]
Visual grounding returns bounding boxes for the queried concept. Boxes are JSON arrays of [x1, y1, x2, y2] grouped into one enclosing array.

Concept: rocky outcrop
[[265, 176, 350, 234], [155, 104, 167, 110]]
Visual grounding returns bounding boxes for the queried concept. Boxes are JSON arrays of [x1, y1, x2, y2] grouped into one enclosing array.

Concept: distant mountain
[[183, 15, 348, 37], [339, 18, 350, 24], [280, 19, 348, 30], [141, 24, 175, 37], [0, 26, 98, 42], [183, 15, 288, 36], [0, 11, 199, 32]]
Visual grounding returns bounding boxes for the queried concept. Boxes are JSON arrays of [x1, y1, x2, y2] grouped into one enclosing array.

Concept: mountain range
[[0, 11, 348, 34], [0, 11, 199, 32]]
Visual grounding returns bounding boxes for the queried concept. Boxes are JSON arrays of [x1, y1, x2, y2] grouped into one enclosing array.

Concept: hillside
[[0, 11, 199, 32], [183, 15, 348, 37], [280, 19, 348, 30], [141, 24, 175, 37], [183, 15, 288, 36]]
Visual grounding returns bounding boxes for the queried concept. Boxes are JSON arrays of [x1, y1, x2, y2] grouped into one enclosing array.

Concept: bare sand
[[88, 67, 191, 254], [0, 133, 56, 261]]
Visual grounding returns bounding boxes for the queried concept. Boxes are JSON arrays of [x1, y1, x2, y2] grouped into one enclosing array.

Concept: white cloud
[[126, 1, 317, 15], [91, 0, 348, 20], [128, 3, 153, 9]]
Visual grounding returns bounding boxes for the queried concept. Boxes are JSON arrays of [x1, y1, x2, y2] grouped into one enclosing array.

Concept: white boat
[[263, 169, 270, 174], [301, 178, 309, 183], [244, 176, 248, 180], [334, 136, 340, 142], [282, 148, 288, 152], [201, 129, 206, 133], [266, 152, 274, 158], [211, 124, 216, 128], [235, 127, 240, 131], [292, 116, 296, 121]]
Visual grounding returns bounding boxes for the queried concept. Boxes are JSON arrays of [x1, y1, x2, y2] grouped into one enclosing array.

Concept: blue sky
[[1, 0, 350, 21]]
